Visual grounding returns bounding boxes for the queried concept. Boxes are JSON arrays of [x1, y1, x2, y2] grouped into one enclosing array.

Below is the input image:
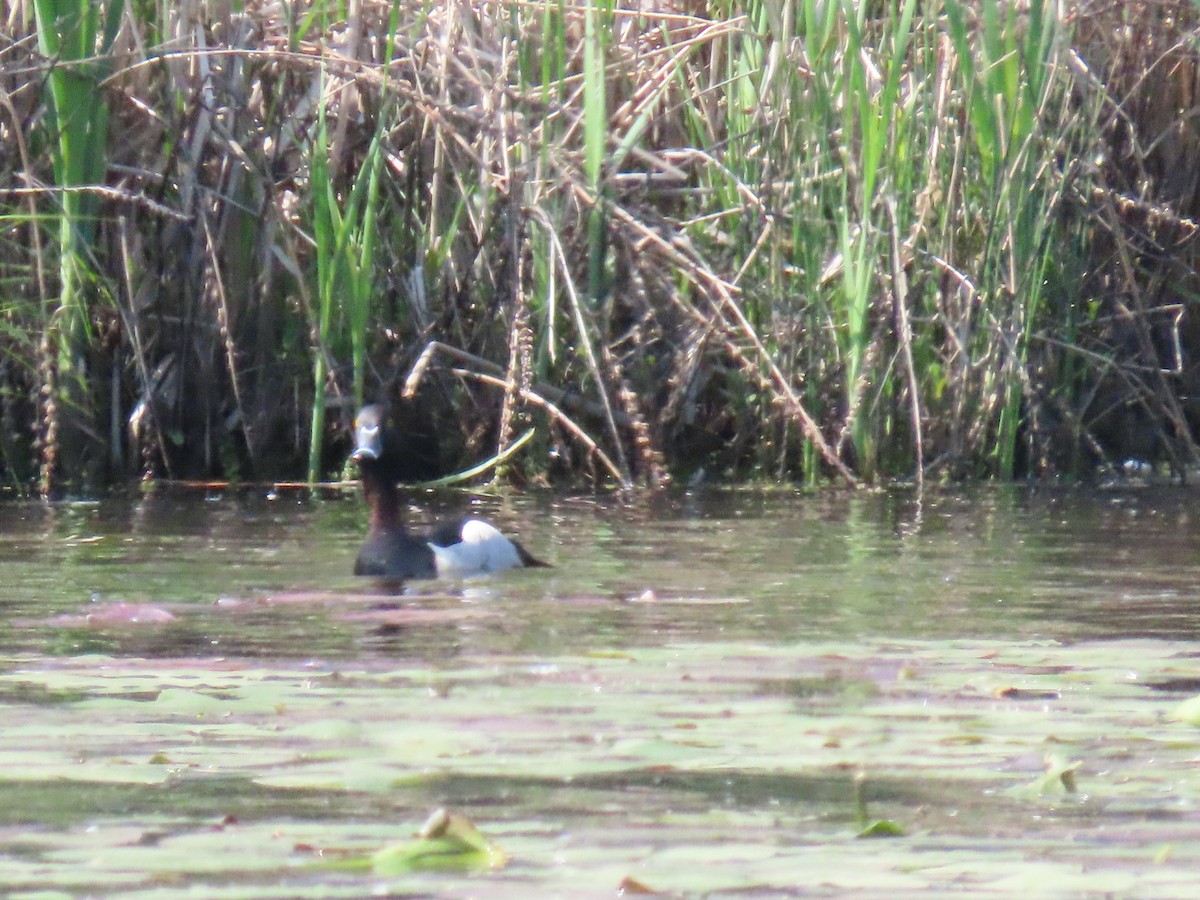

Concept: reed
[[31, 0, 123, 490], [583, 0, 608, 305], [944, 0, 1067, 478], [838, 0, 917, 479], [0, 0, 1195, 489], [306, 66, 390, 483]]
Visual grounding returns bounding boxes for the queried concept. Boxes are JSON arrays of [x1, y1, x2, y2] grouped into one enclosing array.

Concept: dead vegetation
[[0, 0, 1199, 491]]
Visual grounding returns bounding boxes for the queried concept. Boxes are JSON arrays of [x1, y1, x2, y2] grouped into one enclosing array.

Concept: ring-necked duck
[[351, 403, 549, 579]]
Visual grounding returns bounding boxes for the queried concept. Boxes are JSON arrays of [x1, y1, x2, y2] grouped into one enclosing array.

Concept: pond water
[[1, 484, 1199, 896]]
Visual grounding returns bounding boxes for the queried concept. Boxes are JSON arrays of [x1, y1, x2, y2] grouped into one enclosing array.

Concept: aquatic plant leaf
[[1170, 694, 1200, 726], [857, 819, 905, 838], [1009, 753, 1083, 798], [371, 809, 508, 875]]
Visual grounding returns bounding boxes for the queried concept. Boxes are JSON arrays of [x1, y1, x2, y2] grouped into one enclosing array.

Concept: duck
[[350, 403, 550, 580]]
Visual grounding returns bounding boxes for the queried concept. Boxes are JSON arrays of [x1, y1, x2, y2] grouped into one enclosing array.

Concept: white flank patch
[[428, 519, 523, 576]]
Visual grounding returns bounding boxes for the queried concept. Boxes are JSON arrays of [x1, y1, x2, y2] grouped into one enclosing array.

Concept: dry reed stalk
[[532, 207, 633, 484], [115, 218, 173, 479], [404, 341, 634, 427], [595, 186, 857, 484], [200, 208, 254, 472], [453, 369, 627, 486], [886, 197, 923, 487]]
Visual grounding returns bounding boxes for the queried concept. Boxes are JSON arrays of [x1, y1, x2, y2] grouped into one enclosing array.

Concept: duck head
[[350, 399, 443, 484], [352, 402, 418, 484]]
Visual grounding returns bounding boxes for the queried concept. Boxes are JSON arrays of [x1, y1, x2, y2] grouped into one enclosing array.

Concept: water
[[1, 484, 1199, 895], [9, 483, 1193, 648]]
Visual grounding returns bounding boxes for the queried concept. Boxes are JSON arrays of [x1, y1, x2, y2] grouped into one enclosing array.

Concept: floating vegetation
[[0, 487, 1199, 891]]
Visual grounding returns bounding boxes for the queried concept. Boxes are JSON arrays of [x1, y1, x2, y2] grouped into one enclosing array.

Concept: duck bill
[[351, 424, 382, 462]]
